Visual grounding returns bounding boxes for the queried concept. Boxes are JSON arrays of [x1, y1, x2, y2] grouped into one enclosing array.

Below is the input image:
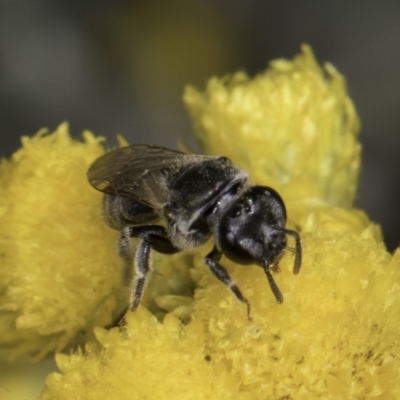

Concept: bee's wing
[[87, 145, 211, 209]]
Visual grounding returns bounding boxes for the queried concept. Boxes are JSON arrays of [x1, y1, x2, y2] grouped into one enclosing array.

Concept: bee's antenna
[[263, 260, 284, 303], [284, 229, 302, 274]]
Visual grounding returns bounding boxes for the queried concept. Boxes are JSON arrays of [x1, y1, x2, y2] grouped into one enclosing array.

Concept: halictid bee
[[87, 145, 302, 320]]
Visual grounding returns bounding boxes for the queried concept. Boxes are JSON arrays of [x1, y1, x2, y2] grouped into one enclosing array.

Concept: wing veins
[[88, 145, 213, 209]]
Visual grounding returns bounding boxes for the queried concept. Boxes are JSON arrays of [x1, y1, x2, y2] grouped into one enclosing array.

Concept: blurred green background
[[1, 0, 399, 251]]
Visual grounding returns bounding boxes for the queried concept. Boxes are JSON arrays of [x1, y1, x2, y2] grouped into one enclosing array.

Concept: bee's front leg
[[204, 246, 252, 321]]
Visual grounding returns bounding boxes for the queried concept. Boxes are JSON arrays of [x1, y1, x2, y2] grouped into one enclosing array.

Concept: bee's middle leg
[[118, 225, 180, 317]]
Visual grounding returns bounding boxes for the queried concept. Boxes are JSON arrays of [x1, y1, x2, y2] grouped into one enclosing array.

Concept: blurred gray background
[[1, 0, 399, 251]]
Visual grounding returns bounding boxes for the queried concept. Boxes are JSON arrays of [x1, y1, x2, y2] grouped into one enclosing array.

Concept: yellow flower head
[[1, 46, 399, 399], [0, 126, 121, 361], [184, 44, 361, 210]]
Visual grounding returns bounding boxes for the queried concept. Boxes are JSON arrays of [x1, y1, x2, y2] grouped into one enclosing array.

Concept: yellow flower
[[184, 44, 361, 210], [0, 126, 120, 362], [1, 46, 399, 399]]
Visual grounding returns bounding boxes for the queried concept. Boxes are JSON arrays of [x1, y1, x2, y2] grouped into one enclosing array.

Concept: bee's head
[[217, 186, 288, 267]]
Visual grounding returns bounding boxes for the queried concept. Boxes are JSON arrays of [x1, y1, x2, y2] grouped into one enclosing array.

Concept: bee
[[87, 145, 301, 320]]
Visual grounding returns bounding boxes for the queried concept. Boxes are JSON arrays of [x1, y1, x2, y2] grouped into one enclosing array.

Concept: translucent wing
[[87, 145, 212, 209]]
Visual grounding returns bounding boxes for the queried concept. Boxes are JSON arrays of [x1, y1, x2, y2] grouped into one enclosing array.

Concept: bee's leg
[[130, 234, 151, 312], [204, 247, 252, 320], [118, 225, 180, 325], [117, 227, 136, 283]]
